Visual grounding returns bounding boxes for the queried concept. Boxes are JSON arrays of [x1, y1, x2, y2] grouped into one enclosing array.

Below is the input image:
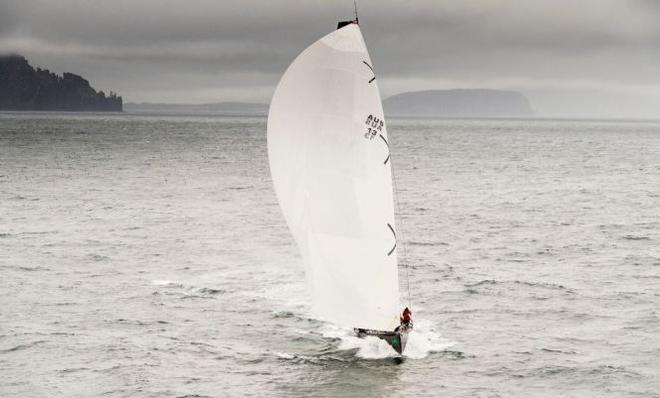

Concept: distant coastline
[[124, 102, 267, 116], [0, 55, 122, 112], [125, 89, 534, 118], [124, 89, 534, 118], [383, 89, 534, 118]]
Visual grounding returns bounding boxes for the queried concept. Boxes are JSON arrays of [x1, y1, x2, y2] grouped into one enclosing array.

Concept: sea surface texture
[[1, 113, 659, 397]]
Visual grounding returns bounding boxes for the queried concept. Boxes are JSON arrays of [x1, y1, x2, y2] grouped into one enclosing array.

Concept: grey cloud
[[1, 0, 659, 117]]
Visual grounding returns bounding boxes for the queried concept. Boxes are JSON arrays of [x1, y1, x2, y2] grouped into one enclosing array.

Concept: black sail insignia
[[363, 61, 376, 83], [379, 134, 390, 165], [387, 223, 396, 256]]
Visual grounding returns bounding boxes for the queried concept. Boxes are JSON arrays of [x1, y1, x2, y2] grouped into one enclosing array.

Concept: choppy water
[[1, 112, 659, 397]]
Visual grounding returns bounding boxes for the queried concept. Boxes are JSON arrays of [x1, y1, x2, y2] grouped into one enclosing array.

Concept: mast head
[[337, 0, 359, 29], [337, 20, 357, 30]]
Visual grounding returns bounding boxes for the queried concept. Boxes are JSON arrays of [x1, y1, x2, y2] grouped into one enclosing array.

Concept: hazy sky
[[2, 0, 660, 118]]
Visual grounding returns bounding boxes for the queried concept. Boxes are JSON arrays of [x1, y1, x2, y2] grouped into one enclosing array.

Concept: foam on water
[[402, 319, 455, 359], [321, 318, 453, 360], [151, 280, 183, 287]]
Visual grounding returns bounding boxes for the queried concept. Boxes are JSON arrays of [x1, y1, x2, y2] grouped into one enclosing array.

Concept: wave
[[408, 240, 449, 247], [2, 265, 50, 272], [198, 287, 225, 295], [151, 280, 226, 298], [523, 364, 642, 379], [465, 279, 574, 292], [622, 234, 651, 241], [0, 340, 45, 354], [540, 347, 577, 354], [87, 253, 110, 262], [151, 280, 184, 288]]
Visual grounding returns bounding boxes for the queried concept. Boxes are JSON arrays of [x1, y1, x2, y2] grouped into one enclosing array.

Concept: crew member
[[400, 307, 412, 325]]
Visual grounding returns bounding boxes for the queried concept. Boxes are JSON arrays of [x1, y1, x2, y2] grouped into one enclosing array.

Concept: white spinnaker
[[268, 24, 400, 331]]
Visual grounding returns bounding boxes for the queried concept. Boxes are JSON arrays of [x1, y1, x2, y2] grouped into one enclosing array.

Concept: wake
[[321, 318, 453, 360]]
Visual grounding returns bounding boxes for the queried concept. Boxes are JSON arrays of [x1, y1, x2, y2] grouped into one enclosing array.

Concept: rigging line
[[389, 139, 412, 308]]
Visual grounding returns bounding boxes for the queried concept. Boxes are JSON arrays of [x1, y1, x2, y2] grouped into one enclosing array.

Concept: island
[[0, 54, 122, 112], [383, 89, 533, 118]]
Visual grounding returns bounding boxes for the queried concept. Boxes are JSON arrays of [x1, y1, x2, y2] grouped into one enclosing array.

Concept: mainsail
[[267, 23, 400, 332]]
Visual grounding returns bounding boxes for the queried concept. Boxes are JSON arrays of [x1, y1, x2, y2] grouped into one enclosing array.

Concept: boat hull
[[354, 325, 411, 354]]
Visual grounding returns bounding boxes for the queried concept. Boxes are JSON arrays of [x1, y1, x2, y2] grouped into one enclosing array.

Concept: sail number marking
[[364, 114, 384, 140]]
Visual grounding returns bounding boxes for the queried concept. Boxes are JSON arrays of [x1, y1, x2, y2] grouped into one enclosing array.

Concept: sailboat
[[267, 14, 412, 354]]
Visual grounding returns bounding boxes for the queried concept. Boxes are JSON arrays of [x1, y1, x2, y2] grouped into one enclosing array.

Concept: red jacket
[[401, 307, 412, 323]]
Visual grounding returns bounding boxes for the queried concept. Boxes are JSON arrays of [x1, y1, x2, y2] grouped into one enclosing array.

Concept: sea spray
[[321, 318, 453, 360]]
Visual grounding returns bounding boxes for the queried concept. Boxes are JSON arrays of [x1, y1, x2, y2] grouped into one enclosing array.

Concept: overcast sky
[[2, 0, 660, 118]]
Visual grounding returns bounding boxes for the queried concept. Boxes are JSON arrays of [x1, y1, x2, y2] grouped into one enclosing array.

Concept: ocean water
[[1, 112, 659, 397]]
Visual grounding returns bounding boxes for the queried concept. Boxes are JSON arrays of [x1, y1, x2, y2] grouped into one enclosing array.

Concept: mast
[[354, 0, 359, 23]]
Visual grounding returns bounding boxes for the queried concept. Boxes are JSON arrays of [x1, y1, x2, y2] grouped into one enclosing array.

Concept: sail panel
[[267, 24, 400, 331]]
